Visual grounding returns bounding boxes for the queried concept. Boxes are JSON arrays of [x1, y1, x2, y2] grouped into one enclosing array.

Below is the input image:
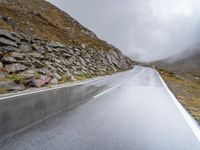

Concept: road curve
[[1, 66, 200, 150]]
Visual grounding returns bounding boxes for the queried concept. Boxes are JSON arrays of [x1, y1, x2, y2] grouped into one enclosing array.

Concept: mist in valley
[[49, 0, 200, 62]]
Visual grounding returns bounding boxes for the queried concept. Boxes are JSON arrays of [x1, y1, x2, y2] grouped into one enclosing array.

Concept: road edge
[[155, 69, 200, 142]]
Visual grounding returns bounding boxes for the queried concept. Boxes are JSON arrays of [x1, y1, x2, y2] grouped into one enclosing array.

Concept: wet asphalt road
[[1, 66, 200, 150]]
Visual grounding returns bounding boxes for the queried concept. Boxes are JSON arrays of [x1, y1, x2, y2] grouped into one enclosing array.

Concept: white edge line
[[4, 85, 121, 139], [0, 68, 135, 101], [93, 84, 121, 99], [0, 74, 119, 101], [155, 70, 200, 142], [0, 78, 103, 101]]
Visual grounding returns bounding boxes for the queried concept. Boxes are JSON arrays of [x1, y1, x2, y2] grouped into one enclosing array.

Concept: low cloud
[[49, 0, 200, 62]]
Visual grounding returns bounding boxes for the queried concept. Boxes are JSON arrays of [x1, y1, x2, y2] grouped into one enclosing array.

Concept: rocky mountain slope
[[152, 48, 200, 81], [0, 0, 133, 93]]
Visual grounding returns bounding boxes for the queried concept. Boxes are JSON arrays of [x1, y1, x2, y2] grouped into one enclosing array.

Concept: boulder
[[70, 74, 77, 81], [52, 58, 61, 64], [0, 29, 17, 41], [44, 61, 57, 72], [30, 75, 51, 88], [47, 41, 66, 48], [19, 69, 36, 78], [2, 56, 17, 63], [31, 58, 45, 67], [38, 68, 53, 77], [63, 53, 72, 58], [28, 52, 44, 59], [10, 52, 25, 59], [53, 72, 62, 80], [65, 58, 74, 66], [0, 79, 15, 89], [19, 43, 32, 52], [32, 44, 45, 53], [49, 78, 58, 85], [5, 63, 27, 73], [0, 79, 25, 91], [9, 84, 25, 91], [0, 37, 18, 47], [0, 46, 20, 52], [63, 72, 76, 82]]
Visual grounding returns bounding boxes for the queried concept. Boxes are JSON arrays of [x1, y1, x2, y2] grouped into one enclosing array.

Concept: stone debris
[[0, 37, 18, 47], [5, 63, 27, 73], [0, 29, 133, 93], [30, 75, 51, 88]]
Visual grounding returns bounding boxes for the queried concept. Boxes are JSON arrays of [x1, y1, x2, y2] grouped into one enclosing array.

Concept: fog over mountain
[[49, 0, 200, 62]]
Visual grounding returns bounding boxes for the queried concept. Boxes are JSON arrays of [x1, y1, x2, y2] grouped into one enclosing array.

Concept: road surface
[[1, 66, 200, 150]]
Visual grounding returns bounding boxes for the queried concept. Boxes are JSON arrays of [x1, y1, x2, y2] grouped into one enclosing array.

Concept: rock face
[[0, 0, 134, 94], [0, 29, 133, 93]]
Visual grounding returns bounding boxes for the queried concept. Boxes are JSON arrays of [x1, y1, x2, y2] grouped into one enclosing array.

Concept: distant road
[[1, 66, 200, 150]]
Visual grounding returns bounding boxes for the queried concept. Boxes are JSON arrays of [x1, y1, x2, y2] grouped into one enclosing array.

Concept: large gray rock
[[44, 61, 57, 72], [31, 58, 45, 67], [29, 75, 51, 88], [38, 68, 53, 77], [52, 58, 61, 64], [0, 79, 25, 91], [28, 52, 44, 59], [65, 58, 74, 66], [117, 55, 131, 69], [9, 84, 26, 91], [5, 63, 27, 73], [106, 52, 119, 66], [0, 37, 18, 47], [32, 44, 45, 53], [2, 56, 17, 63], [10, 52, 25, 59], [19, 69, 36, 78], [19, 43, 32, 52], [63, 52, 72, 58], [0, 29, 17, 41], [49, 78, 58, 85], [47, 41, 66, 48], [0, 46, 20, 52], [0, 79, 12, 91], [53, 72, 62, 80], [62, 72, 76, 82]]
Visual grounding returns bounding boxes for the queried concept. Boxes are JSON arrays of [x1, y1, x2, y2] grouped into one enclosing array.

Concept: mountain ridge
[[152, 48, 200, 79]]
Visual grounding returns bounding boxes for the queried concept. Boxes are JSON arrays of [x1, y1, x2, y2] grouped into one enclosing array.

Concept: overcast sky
[[49, 0, 200, 62]]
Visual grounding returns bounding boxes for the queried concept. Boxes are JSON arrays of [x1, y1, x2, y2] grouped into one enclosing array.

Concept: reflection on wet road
[[1, 66, 200, 150]]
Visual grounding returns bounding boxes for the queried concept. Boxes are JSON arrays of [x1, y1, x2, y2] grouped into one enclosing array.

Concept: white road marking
[[0, 68, 135, 101], [0, 78, 102, 101], [156, 70, 200, 142], [93, 84, 121, 99]]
